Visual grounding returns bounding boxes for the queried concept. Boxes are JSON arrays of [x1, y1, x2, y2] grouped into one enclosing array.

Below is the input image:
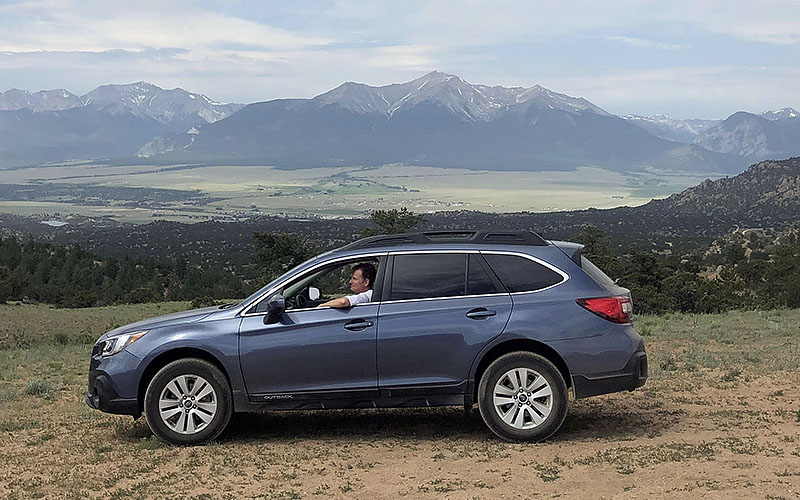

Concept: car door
[[376, 252, 512, 394], [238, 255, 385, 402]]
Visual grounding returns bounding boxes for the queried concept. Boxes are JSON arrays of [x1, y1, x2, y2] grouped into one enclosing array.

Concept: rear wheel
[[478, 352, 567, 442], [144, 358, 232, 445]]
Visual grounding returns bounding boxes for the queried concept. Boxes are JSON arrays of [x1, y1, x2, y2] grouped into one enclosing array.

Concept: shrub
[[191, 296, 217, 308], [24, 379, 52, 397]]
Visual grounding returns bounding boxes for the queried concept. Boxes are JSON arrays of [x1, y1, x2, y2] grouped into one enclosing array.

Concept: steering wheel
[[294, 293, 308, 309]]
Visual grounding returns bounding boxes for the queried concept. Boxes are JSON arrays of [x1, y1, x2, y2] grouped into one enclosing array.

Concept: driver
[[318, 263, 376, 308]]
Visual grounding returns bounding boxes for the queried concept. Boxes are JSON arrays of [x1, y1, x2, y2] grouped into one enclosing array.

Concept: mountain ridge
[[139, 71, 745, 175], [0, 82, 242, 128], [692, 112, 800, 159], [313, 71, 610, 121], [0, 83, 242, 165]]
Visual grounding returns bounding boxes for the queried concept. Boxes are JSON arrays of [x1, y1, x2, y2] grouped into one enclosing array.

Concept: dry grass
[[1, 304, 799, 499]]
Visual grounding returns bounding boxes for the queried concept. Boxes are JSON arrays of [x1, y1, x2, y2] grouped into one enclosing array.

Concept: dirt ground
[[0, 367, 798, 499], [1, 309, 799, 499]]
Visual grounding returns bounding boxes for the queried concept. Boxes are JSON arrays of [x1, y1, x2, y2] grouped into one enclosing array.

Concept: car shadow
[[555, 395, 684, 442], [220, 394, 681, 443]]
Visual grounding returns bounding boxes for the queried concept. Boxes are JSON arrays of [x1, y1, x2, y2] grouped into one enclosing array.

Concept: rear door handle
[[344, 319, 374, 331], [466, 308, 496, 320]]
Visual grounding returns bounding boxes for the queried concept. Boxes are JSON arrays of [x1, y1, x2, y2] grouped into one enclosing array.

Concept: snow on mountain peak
[[313, 71, 609, 121], [80, 82, 242, 124], [761, 107, 799, 120], [0, 88, 83, 112]]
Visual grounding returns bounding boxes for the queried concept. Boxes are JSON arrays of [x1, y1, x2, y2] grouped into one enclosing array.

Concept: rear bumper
[[86, 370, 140, 417], [572, 350, 647, 399]]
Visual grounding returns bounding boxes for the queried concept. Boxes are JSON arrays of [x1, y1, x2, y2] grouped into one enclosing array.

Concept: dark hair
[[352, 263, 377, 288]]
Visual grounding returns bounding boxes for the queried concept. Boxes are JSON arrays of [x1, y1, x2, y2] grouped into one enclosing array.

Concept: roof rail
[[339, 230, 548, 251]]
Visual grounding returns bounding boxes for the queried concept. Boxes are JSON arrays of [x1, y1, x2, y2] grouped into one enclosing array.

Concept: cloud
[[323, 0, 800, 47], [0, 1, 332, 54], [599, 36, 687, 50], [545, 66, 800, 118], [1, 0, 798, 114]]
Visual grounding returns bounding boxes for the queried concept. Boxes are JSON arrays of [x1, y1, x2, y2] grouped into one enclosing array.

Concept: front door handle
[[466, 308, 496, 320], [344, 319, 374, 331]]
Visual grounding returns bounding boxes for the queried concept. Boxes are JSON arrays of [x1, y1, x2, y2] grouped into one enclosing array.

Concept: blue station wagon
[[87, 231, 647, 444]]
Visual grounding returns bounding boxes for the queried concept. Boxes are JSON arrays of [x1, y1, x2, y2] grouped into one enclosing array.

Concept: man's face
[[349, 269, 370, 294]]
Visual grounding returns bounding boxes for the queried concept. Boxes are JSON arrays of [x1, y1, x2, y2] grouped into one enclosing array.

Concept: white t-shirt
[[345, 289, 373, 307]]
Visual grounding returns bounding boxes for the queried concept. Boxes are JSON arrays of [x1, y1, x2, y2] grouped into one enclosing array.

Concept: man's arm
[[318, 297, 351, 308]]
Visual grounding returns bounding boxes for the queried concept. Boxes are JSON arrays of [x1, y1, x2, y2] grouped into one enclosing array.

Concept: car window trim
[[380, 292, 511, 305], [469, 253, 507, 295], [240, 252, 387, 316], [242, 249, 570, 315], [267, 302, 379, 314], [381, 249, 568, 303], [480, 250, 570, 294], [387, 252, 468, 302]]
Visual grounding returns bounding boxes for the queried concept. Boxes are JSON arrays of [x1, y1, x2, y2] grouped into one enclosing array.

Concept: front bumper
[[86, 345, 142, 417], [86, 370, 140, 417], [571, 350, 648, 399]]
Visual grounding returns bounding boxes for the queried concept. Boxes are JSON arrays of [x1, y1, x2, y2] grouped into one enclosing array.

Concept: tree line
[[0, 237, 246, 308], [574, 225, 800, 314]]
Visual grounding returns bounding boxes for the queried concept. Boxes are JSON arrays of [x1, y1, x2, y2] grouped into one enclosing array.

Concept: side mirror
[[263, 295, 285, 325], [308, 286, 321, 301]]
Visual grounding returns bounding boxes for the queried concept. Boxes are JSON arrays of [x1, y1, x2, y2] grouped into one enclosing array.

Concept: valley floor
[[0, 162, 717, 222]]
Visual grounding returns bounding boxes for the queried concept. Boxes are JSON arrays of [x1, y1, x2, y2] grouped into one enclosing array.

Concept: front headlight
[[100, 330, 148, 357]]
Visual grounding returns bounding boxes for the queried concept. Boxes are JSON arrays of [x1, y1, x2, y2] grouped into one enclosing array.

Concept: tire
[[144, 358, 233, 445], [477, 352, 568, 442]]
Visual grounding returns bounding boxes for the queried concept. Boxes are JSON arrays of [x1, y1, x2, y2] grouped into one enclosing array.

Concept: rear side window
[[483, 254, 564, 292], [580, 256, 616, 288], [468, 255, 503, 295], [390, 254, 466, 300]]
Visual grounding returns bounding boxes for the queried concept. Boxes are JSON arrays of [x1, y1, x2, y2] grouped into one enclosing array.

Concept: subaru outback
[[87, 230, 647, 445]]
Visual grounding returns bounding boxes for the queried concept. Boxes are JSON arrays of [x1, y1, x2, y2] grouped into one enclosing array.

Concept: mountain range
[[623, 108, 800, 160], [1, 72, 797, 175], [0, 83, 242, 164]]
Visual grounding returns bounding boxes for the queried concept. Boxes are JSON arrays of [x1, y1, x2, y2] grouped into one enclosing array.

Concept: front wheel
[[144, 358, 233, 445], [478, 352, 568, 442]]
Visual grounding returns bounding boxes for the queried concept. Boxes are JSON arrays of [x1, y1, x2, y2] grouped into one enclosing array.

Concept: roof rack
[[339, 230, 548, 251]]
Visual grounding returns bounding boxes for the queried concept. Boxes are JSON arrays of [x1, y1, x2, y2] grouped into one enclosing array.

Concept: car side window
[[390, 253, 466, 300], [483, 253, 564, 292], [468, 254, 504, 295], [253, 258, 380, 312]]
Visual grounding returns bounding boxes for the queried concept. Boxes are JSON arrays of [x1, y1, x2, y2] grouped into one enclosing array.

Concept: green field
[[1, 303, 798, 499], [0, 161, 717, 223]]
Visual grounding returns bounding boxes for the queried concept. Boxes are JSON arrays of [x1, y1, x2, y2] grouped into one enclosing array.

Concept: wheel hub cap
[[492, 368, 553, 430], [158, 374, 217, 435]]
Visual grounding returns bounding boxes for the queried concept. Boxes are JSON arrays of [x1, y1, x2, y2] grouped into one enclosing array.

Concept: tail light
[[576, 296, 632, 323]]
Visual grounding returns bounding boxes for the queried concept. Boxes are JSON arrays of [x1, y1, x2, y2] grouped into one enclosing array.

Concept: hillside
[[644, 157, 800, 227], [693, 111, 800, 159]]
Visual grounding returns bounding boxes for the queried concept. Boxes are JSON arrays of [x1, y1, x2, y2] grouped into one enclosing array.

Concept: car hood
[[100, 306, 221, 340]]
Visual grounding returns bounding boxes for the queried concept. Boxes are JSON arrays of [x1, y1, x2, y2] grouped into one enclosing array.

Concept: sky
[[0, 0, 798, 119]]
